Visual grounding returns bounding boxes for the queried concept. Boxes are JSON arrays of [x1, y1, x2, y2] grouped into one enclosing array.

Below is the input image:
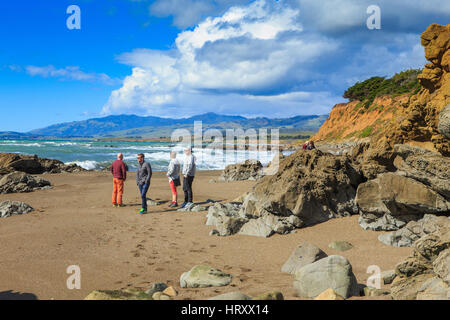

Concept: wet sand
[[0, 171, 412, 300]]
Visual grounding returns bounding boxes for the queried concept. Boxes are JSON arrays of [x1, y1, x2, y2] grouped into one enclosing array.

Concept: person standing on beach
[[167, 151, 181, 208], [111, 153, 127, 207], [181, 147, 196, 209], [136, 153, 152, 214]]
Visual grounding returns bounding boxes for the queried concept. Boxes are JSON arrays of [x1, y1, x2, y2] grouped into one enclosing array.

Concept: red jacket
[[111, 160, 127, 180]]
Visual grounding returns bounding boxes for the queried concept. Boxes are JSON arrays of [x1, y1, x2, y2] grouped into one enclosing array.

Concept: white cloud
[[103, 0, 339, 115], [149, 0, 250, 29], [25, 65, 120, 85], [292, 0, 450, 33], [104, 0, 448, 118]]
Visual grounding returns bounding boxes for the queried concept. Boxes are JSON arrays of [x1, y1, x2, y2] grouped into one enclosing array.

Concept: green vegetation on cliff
[[343, 69, 422, 109]]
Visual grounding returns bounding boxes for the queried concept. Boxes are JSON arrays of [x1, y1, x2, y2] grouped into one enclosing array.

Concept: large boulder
[[206, 202, 243, 227], [219, 159, 263, 182], [281, 242, 327, 275], [0, 171, 51, 194], [438, 104, 450, 139], [0, 153, 43, 174], [433, 249, 450, 285], [393, 144, 450, 199], [0, 153, 85, 174], [206, 201, 302, 237], [241, 150, 363, 227], [416, 277, 449, 300], [293, 255, 359, 299], [206, 202, 248, 236], [0, 201, 34, 218], [356, 173, 450, 231], [391, 226, 450, 300], [378, 214, 450, 247], [180, 265, 233, 288]]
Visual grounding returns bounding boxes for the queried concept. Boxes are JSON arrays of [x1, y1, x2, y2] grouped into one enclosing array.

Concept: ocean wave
[[66, 160, 99, 170], [0, 142, 42, 147]]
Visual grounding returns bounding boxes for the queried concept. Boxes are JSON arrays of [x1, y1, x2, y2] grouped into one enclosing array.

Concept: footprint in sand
[[155, 267, 164, 272], [238, 274, 249, 282], [240, 267, 252, 272], [130, 273, 139, 278], [209, 244, 217, 248]]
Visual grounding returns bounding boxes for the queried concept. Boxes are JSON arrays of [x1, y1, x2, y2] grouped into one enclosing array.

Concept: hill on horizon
[[25, 112, 328, 139]]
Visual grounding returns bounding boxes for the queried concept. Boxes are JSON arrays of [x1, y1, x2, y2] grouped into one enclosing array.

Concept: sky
[[1, 0, 449, 132]]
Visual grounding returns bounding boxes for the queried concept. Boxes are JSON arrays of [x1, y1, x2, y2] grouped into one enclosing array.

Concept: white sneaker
[[185, 202, 194, 209]]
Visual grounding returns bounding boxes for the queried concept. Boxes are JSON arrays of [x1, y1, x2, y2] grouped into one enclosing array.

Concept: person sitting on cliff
[[302, 140, 309, 150], [306, 141, 316, 150], [111, 153, 127, 207]]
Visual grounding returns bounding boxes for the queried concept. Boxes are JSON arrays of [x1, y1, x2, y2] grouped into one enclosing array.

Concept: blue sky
[[1, 0, 449, 132]]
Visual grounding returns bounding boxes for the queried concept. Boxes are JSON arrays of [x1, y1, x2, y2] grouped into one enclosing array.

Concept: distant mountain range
[[1, 112, 328, 139]]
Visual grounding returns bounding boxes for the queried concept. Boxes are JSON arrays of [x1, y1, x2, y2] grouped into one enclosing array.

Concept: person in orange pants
[[111, 153, 127, 207]]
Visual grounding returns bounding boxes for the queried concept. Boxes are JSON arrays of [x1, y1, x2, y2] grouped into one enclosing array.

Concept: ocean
[[0, 139, 279, 171]]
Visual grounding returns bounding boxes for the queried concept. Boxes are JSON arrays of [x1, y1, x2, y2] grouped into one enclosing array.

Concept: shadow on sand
[[0, 290, 38, 300]]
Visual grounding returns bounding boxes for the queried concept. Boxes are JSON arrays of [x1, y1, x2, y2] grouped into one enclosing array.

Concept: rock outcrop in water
[[0, 153, 85, 175]]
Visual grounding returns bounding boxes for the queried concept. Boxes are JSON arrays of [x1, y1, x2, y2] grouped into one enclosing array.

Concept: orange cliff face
[[313, 95, 409, 142], [312, 23, 450, 156]]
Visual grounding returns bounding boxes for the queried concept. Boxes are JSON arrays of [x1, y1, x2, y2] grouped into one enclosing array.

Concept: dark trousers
[[138, 183, 149, 209], [183, 176, 194, 203]]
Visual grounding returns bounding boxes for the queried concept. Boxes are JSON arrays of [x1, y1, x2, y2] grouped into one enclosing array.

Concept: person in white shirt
[[181, 147, 196, 208]]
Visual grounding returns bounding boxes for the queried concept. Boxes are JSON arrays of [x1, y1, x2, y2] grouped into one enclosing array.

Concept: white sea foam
[[66, 160, 99, 170]]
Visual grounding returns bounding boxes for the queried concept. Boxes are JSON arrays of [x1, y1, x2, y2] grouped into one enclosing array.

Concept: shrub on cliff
[[343, 69, 422, 109]]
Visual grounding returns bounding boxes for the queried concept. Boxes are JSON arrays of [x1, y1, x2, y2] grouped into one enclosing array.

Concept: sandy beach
[[0, 170, 414, 300]]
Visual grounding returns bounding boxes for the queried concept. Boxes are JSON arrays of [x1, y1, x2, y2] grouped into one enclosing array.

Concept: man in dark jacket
[[111, 153, 127, 207], [136, 153, 152, 214]]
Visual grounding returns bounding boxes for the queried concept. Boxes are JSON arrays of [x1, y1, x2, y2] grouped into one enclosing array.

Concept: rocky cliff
[[313, 23, 450, 157]]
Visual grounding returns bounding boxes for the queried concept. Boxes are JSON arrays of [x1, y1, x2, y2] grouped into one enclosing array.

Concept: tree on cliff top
[[343, 69, 422, 109]]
